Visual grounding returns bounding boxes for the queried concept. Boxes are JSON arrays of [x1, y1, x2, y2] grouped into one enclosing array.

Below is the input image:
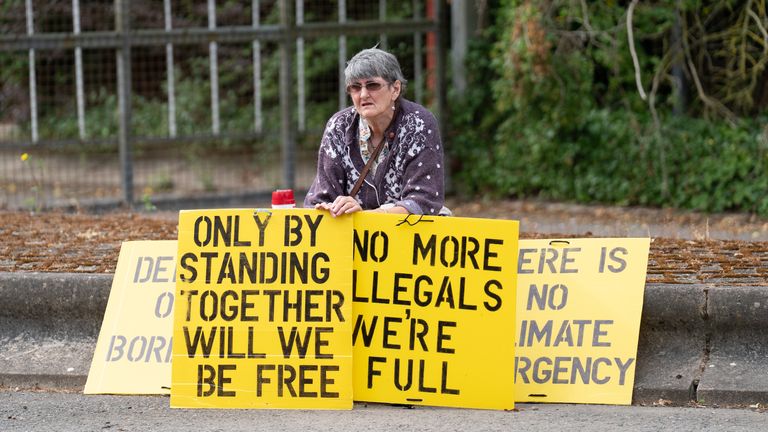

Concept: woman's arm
[[392, 110, 446, 215], [304, 113, 352, 208]]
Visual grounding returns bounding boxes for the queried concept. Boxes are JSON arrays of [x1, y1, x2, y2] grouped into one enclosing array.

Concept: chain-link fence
[[0, 0, 444, 210]]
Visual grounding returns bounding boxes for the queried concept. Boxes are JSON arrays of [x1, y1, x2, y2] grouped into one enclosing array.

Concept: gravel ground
[[2, 198, 768, 286]]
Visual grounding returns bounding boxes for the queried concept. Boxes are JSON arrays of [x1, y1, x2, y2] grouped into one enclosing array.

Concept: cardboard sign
[[84, 240, 177, 394], [514, 238, 650, 405], [170, 209, 354, 409], [351, 213, 519, 410]]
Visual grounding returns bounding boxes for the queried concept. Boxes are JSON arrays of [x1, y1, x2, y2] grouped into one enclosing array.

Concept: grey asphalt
[[1, 391, 767, 432]]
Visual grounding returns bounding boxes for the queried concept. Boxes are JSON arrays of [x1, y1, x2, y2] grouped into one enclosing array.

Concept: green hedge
[[449, 0, 768, 217]]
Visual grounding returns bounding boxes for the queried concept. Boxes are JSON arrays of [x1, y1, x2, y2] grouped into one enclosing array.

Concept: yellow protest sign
[[84, 240, 177, 394], [515, 238, 650, 405], [171, 209, 353, 409], [352, 213, 519, 410]]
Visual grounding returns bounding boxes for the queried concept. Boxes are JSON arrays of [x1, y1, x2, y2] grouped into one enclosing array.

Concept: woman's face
[[347, 77, 401, 123]]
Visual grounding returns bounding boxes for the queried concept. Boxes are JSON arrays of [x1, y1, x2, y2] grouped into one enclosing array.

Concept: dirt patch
[[2, 200, 768, 286], [0, 211, 176, 273]]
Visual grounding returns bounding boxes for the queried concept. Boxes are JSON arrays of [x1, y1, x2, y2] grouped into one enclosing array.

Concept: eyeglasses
[[346, 81, 388, 94]]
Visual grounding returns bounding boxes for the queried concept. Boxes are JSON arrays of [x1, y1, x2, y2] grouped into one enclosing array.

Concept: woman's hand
[[367, 204, 409, 214], [315, 196, 362, 217]]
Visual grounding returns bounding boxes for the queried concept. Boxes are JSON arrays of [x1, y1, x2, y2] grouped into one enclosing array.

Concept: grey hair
[[345, 48, 408, 93]]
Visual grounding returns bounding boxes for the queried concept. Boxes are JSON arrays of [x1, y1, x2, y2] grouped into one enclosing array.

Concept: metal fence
[[0, 0, 444, 210]]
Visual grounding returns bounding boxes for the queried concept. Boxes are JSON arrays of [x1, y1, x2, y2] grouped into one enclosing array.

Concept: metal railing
[[0, 0, 444, 210]]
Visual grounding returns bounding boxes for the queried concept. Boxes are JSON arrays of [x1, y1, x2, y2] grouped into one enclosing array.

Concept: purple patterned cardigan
[[304, 98, 446, 215]]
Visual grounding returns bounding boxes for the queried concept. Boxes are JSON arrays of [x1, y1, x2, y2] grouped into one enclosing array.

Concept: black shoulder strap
[[349, 101, 400, 198], [349, 136, 386, 197]]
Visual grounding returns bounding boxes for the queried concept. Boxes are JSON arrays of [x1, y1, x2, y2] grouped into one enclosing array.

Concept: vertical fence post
[[164, 0, 177, 137], [450, 0, 474, 97], [296, 0, 305, 133], [73, 0, 86, 140], [280, 0, 296, 190], [338, 0, 347, 111], [434, 0, 448, 191], [208, 0, 220, 136], [252, 0, 263, 135], [25, 0, 39, 144], [434, 0, 446, 136], [413, 0, 423, 104], [115, 0, 133, 206], [379, 0, 387, 50]]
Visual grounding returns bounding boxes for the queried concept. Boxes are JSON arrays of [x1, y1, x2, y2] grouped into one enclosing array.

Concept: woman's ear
[[391, 80, 402, 100]]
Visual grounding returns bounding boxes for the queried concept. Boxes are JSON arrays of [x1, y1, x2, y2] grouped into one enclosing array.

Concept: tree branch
[[627, 0, 647, 101]]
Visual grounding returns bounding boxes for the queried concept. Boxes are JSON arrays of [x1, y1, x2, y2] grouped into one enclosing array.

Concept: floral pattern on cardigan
[[304, 98, 445, 215]]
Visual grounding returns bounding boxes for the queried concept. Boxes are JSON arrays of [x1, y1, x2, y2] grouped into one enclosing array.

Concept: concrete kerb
[[0, 273, 111, 389], [633, 284, 710, 405], [1, 273, 767, 406], [634, 284, 768, 406], [697, 287, 768, 405]]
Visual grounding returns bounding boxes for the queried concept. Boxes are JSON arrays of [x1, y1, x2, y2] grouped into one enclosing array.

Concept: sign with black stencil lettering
[[515, 238, 650, 405], [351, 213, 520, 410], [171, 209, 354, 409]]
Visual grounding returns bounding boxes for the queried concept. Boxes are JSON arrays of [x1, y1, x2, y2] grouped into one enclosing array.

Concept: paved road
[[1, 390, 766, 432]]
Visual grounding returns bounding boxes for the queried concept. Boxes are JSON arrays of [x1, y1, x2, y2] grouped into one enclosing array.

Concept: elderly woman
[[304, 48, 448, 217]]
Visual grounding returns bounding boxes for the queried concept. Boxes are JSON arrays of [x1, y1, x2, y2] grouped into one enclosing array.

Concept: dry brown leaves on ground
[[1, 211, 177, 273], [1, 207, 767, 286]]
